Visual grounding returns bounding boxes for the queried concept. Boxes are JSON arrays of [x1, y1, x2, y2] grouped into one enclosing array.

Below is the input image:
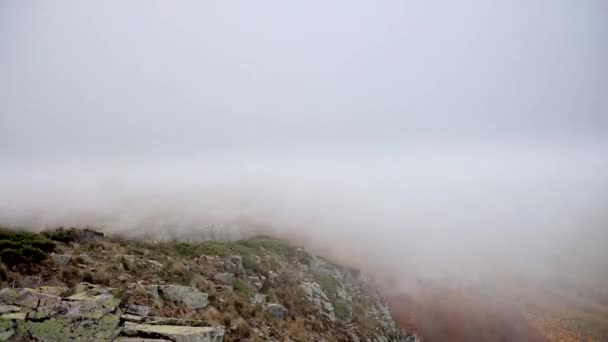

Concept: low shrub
[[0, 229, 55, 266]]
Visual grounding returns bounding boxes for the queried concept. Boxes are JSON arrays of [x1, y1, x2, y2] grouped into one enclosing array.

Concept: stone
[[213, 273, 235, 286], [34, 286, 68, 297], [122, 322, 224, 342], [158, 285, 208, 310], [114, 338, 171, 342], [248, 276, 264, 291], [0, 312, 26, 321], [223, 255, 245, 276], [265, 303, 287, 320], [122, 313, 145, 323], [50, 253, 72, 266], [301, 282, 336, 322], [146, 259, 164, 269], [251, 294, 267, 305], [126, 304, 150, 317], [0, 329, 14, 341], [0, 305, 20, 314], [139, 316, 209, 327]]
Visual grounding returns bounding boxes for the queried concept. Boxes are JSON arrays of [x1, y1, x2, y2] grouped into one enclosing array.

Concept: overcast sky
[[0, 1, 607, 287], [1, 0, 606, 160]]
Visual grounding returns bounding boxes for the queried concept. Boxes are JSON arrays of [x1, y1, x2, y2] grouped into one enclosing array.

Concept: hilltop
[[0, 227, 419, 341]]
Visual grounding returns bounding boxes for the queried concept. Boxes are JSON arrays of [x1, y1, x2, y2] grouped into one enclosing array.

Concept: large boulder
[[157, 285, 208, 310], [223, 255, 245, 276], [122, 322, 224, 342]]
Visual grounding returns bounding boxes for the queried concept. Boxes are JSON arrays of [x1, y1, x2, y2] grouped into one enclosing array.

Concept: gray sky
[[1, 0, 606, 160], [0, 1, 607, 289]]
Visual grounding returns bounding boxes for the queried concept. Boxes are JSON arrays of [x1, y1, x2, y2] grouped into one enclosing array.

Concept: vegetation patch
[[312, 270, 339, 301], [233, 279, 254, 298], [0, 229, 56, 266]]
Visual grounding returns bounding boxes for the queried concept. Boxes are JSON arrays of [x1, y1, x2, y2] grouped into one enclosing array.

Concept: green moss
[[233, 279, 254, 298]]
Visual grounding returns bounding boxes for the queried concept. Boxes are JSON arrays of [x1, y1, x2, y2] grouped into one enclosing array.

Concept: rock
[[0, 305, 19, 314], [23, 312, 121, 341], [158, 285, 208, 310], [146, 259, 164, 269], [50, 253, 72, 266], [114, 338, 171, 342], [34, 286, 68, 297], [126, 304, 150, 317], [122, 313, 145, 323], [213, 273, 235, 286], [248, 276, 264, 291], [122, 322, 224, 342], [223, 255, 245, 276], [265, 303, 287, 320], [251, 294, 267, 305], [301, 282, 336, 321], [139, 316, 209, 327], [0, 329, 14, 341], [0, 312, 25, 321], [267, 270, 278, 283]]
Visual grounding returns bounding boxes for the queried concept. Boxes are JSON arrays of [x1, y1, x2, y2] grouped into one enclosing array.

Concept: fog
[[1, 1, 607, 338]]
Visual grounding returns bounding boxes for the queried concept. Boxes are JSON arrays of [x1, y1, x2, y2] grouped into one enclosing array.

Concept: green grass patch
[[312, 270, 339, 301], [233, 279, 254, 297], [235, 237, 299, 259]]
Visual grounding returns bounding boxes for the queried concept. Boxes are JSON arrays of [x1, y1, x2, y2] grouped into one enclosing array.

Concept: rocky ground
[[0, 228, 420, 341]]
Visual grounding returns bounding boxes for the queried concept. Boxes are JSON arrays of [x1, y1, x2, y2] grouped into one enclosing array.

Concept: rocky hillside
[[0, 228, 420, 341]]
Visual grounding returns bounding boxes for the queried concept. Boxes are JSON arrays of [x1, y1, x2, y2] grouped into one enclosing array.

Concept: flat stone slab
[[122, 322, 224, 342]]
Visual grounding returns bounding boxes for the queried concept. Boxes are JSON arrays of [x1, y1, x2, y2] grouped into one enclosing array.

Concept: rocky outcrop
[[0, 284, 122, 341], [0, 283, 223, 342]]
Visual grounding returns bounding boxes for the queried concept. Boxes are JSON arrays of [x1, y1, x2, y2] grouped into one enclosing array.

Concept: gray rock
[[251, 294, 267, 305], [34, 286, 68, 297], [126, 304, 150, 317], [139, 316, 209, 327], [122, 322, 224, 342], [265, 303, 287, 320], [158, 285, 208, 310], [0, 329, 14, 341], [301, 282, 336, 321], [248, 276, 264, 291], [114, 338, 171, 342], [223, 255, 245, 276], [0, 305, 20, 314], [50, 253, 72, 266], [213, 273, 235, 286]]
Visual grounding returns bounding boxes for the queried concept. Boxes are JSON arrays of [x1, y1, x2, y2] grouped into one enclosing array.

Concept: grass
[[233, 279, 254, 298], [312, 270, 339, 301]]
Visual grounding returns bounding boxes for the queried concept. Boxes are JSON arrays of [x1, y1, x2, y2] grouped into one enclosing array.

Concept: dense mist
[[1, 1, 607, 340]]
